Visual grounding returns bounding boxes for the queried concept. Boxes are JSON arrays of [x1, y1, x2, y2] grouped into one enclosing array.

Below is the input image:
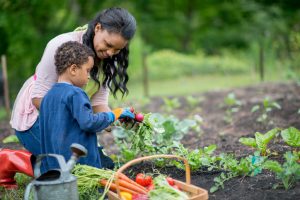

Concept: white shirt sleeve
[[31, 34, 74, 99], [90, 85, 110, 106]]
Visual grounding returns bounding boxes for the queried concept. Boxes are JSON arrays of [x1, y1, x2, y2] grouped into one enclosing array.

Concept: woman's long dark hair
[[82, 7, 136, 98]]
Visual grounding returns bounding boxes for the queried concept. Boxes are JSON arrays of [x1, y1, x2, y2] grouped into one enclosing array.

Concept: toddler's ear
[[69, 64, 78, 75]]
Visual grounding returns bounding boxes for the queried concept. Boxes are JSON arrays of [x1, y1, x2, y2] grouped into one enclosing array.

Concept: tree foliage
[[0, 0, 299, 98]]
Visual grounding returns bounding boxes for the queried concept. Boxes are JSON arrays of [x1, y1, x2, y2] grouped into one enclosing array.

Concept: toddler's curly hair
[[54, 41, 95, 75]]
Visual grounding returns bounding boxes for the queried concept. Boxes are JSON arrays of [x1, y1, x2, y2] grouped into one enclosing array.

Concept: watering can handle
[[24, 182, 34, 200], [24, 155, 67, 200], [34, 154, 68, 178]]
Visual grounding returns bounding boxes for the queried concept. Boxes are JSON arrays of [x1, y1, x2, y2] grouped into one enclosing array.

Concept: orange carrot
[[119, 173, 149, 192], [118, 179, 147, 194], [99, 179, 138, 195]]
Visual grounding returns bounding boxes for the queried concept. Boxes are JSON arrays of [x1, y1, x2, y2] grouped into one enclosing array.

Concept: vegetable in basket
[[148, 175, 188, 200], [72, 164, 148, 199], [135, 173, 153, 187]]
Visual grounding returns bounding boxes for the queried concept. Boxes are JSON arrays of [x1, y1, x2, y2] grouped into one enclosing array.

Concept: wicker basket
[[108, 154, 208, 200]]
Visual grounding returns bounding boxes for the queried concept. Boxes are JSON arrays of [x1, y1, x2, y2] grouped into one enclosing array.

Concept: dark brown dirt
[[122, 81, 300, 200], [1, 81, 300, 199]]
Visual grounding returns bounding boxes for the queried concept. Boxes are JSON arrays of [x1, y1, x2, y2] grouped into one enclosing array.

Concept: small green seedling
[[161, 97, 181, 113], [251, 97, 281, 124], [222, 93, 241, 124], [239, 128, 280, 156], [263, 151, 300, 190], [185, 95, 202, 110]]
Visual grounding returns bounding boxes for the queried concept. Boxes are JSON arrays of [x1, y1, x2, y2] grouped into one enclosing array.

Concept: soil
[[1, 81, 300, 199]]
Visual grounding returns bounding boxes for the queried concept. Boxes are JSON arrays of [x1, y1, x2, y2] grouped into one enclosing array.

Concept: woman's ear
[[69, 64, 78, 76], [94, 23, 102, 33]]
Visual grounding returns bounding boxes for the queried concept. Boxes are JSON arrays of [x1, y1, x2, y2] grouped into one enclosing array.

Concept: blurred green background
[[0, 0, 300, 113]]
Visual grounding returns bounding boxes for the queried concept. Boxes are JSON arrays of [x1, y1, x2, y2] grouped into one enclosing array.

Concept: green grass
[[110, 69, 287, 105], [0, 107, 9, 120], [0, 174, 32, 200]]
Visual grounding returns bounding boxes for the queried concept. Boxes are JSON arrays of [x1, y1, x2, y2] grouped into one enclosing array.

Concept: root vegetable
[[135, 113, 144, 122], [99, 179, 138, 195]]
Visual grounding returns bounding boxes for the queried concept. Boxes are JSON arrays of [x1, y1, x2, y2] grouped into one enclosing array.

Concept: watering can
[[24, 143, 87, 200]]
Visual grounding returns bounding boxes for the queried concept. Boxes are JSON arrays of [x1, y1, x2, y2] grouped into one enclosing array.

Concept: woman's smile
[[101, 51, 109, 58]]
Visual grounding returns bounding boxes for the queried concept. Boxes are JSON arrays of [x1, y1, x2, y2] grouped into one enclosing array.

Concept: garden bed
[[1, 81, 300, 199]]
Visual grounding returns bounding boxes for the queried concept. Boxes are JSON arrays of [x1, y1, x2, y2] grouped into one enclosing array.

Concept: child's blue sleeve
[[69, 91, 114, 132]]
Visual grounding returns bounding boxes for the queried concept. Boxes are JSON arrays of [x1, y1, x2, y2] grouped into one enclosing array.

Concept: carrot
[[119, 173, 149, 192], [118, 179, 147, 194], [100, 179, 138, 195]]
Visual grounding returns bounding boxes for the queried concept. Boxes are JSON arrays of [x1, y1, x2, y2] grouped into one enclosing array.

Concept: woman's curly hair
[[83, 7, 136, 98], [55, 41, 95, 75]]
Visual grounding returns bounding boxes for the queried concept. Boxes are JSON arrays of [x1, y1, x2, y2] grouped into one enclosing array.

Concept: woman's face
[[93, 23, 128, 59]]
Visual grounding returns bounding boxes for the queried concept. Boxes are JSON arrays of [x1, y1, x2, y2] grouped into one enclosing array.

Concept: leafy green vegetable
[[281, 127, 300, 147], [113, 112, 197, 163], [239, 128, 279, 155], [263, 151, 300, 190], [72, 164, 115, 199], [149, 175, 188, 200]]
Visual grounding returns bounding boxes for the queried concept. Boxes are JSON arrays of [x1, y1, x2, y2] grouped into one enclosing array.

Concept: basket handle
[[115, 154, 191, 198]]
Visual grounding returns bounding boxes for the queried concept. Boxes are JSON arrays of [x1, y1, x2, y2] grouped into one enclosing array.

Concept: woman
[[11, 7, 136, 154], [0, 7, 136, 188]]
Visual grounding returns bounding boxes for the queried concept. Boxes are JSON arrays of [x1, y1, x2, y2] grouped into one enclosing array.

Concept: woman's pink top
[[10, 31, 109, 131]]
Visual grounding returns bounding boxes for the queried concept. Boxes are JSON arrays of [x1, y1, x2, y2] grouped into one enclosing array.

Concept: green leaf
[[253, 167, 262, 176], [162, 120, 176, 140], [254, 129, 277, 153], [176, 119, 197, 134], [239, 137, 256, 147], [2, 135, 19, 143], [271, 102, 281, 109], [263, 160, 283, 173], [251, 105, 260, 113], [210, 186, 219, 193], [281, 127, 300, 147], [224, 93, 241, 107], [204, 144, 217, 154], [263, 97, 270, 108], [112, 126, 132, 139], [255, 132, 265, 152], [264, 128, 279, 144]]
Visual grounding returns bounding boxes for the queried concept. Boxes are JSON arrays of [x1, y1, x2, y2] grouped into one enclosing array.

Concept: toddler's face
[[73, 56, 94, 88]]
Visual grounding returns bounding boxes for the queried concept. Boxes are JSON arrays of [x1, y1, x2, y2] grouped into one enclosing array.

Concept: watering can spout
[[66, 143, 88, 172]]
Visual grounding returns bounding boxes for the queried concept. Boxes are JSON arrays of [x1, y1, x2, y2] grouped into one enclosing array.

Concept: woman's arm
[[31, 33, 75, 110], [93, 104, 111, 113], [91, 85, 111, 113], [32, 98, 42, 110]]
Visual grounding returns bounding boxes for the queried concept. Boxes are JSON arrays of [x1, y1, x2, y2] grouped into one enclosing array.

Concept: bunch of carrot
[[72, 164, 148, 198], [99, 173, 148, 195]]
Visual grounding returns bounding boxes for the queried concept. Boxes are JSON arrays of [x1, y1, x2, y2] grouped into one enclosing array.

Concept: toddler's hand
[[112, 108, 135, 121]]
